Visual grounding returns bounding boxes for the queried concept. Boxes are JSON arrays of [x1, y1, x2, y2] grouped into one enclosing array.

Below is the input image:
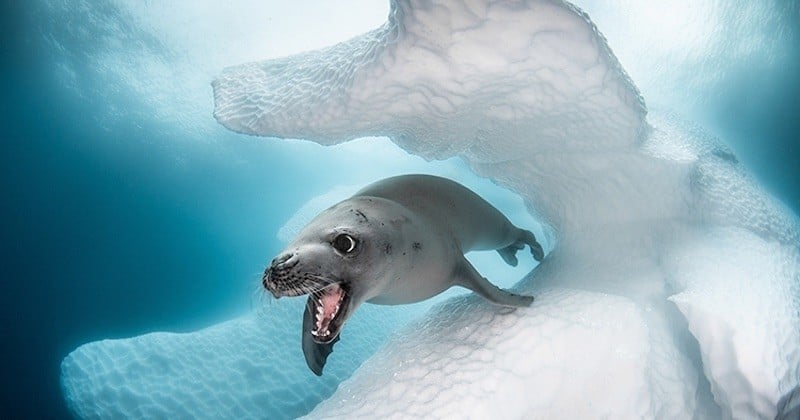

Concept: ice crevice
[[61, 0, 800, 418]]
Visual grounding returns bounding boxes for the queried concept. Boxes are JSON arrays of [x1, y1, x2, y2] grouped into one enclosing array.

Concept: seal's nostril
[[271, 252, 299, 270], [271, 253, 290, 266]]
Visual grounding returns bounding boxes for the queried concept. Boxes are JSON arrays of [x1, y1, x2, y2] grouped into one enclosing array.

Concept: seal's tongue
[[320, 287, 340, 319], [313, 284, 344, 338]]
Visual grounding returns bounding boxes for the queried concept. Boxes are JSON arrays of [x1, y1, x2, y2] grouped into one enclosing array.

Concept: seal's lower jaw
[[309, 283, 350, 344]]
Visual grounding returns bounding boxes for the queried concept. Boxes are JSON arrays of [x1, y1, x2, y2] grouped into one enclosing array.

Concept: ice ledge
[[61, 301, 430, 419], [213, 1, 647, 227], [304, 287, 710, 419]]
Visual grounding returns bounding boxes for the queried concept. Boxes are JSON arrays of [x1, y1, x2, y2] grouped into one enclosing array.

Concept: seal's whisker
[[305, 275, 342, 294], [249, 274, 275, 319], [310, 289, 324, 303], [307, 273, 340, 283], [289, 276, 341, 297]]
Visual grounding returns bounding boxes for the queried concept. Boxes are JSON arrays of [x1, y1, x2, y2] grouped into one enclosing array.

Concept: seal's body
[[263, 174, 544, 375]]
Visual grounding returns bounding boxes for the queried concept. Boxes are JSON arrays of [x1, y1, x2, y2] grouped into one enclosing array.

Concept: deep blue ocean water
[[1, 1, 798, 418]]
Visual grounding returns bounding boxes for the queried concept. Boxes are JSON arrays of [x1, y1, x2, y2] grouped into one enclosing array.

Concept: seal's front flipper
[[497, 242, 523, 267], [454, 258, 534, 307], [497, 229, 545, 265], [302, 297, 340, 376], [521, 230, 545, 262]]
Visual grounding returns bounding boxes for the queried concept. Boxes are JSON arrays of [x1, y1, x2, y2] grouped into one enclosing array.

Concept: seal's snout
[[262, 252, 304, 298]]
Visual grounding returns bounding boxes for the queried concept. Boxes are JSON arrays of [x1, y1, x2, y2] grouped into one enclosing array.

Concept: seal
[[263, 174, 544, 375]]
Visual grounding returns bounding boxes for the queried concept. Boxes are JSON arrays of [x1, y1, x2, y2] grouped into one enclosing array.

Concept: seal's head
[[263, 197, 404, 346]]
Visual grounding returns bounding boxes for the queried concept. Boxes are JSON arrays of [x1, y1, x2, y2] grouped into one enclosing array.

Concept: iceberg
[[61, 0, 800, 418]]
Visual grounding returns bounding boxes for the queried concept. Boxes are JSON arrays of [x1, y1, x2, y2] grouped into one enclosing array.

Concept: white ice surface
[[667, 228, 800, 419], [303, 288, 706, 419], [62, 0, 800, 419]]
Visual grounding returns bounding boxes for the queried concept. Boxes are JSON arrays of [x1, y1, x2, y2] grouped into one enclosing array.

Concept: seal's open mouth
[[309, 283, 350, 342]]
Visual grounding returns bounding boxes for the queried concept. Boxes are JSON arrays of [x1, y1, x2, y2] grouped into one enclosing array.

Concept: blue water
[[1, 1, 799, 418]]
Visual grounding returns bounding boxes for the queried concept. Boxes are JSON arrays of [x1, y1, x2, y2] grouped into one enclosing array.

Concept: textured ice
[[305, 289, 708, 419], [667, 228, 800, 419], [61, 297, 438, 419], [212, 0, 645, 172], [62, 0, 800, 418]]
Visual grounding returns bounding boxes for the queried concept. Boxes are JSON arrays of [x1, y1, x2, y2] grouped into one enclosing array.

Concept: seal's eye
[[333, 234, 357, 254]]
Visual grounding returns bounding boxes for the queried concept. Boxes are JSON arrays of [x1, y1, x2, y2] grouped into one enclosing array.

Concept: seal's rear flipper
[[454, 257, 534, 307], [302, 297, 340, 376]]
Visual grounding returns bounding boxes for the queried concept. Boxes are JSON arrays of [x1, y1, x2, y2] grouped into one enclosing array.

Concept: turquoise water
[[1, 1, 798, 418]]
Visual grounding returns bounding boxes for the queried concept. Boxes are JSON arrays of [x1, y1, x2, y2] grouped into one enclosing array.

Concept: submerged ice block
[[61, 299, 435, 419], [62, 0, 800, 418]]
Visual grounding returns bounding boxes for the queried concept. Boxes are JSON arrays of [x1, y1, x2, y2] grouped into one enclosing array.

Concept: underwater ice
[[60, 297, 439, 418], [62, 0, 800, 418]]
